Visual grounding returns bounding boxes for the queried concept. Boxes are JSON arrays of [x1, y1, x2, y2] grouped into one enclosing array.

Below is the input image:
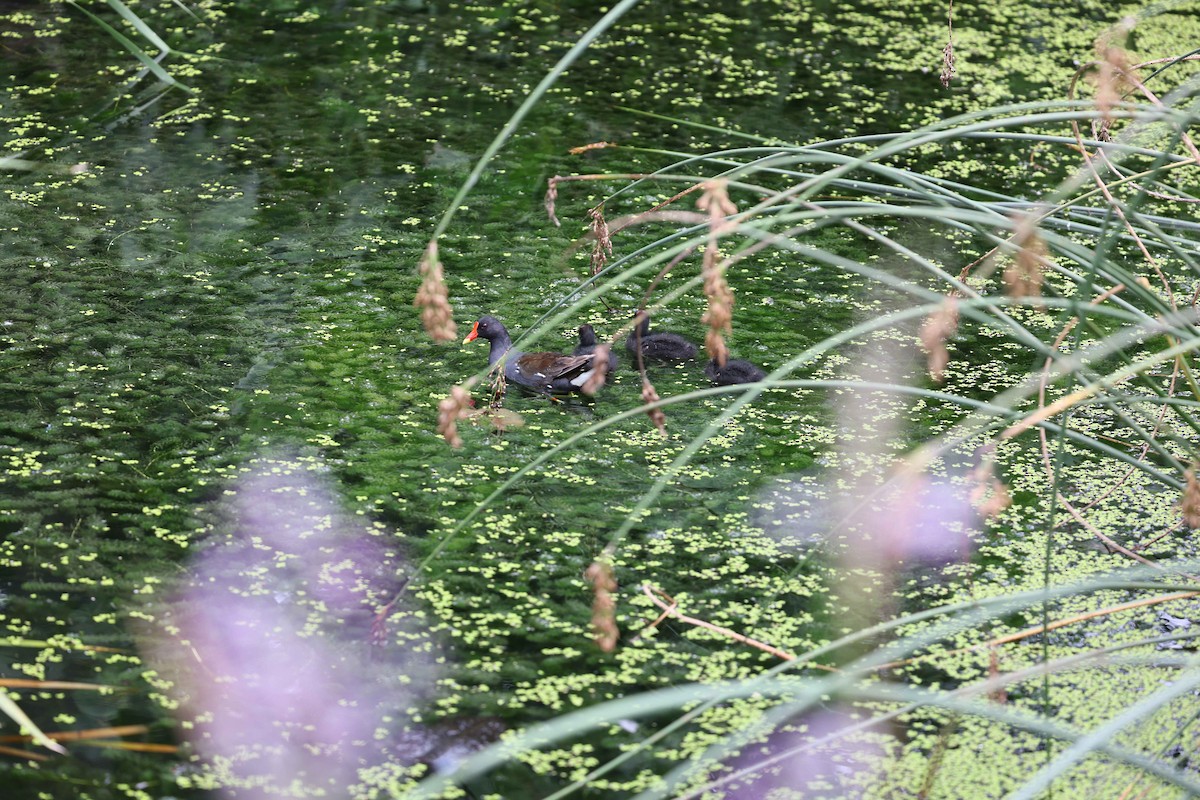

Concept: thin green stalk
[[105, 0, 172, 55], [425, 0, 643, 245]]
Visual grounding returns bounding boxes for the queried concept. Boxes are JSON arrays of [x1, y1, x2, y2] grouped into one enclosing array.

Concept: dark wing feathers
[[516, 352, 594, 380]]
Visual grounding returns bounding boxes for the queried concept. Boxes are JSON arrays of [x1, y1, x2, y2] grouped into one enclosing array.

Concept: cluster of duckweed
[[859, 232, 1200, 793]]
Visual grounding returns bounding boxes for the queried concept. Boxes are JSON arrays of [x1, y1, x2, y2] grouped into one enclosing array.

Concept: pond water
[[3, 1, 1198, 798]]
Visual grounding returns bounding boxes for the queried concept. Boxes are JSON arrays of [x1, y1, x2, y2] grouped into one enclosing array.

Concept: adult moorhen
[[464, 315, 602, 395], [704, 357, 766, 386], [624, 311, 698, 363], [573, 324, 620, 373]]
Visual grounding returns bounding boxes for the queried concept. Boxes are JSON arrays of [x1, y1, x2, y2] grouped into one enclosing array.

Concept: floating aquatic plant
[[6, 0, 1200, 797]]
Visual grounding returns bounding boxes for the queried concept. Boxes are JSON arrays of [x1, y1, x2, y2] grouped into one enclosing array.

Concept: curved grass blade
[[65, 1, 194, 93], [0, 693, 66, 755]]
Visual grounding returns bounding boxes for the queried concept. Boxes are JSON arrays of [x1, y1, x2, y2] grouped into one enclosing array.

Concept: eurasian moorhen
[[704, 357, 766, 386], [624, 311, 698, 363], [464, 315, 602, 395], [573, 324, 620, 373]]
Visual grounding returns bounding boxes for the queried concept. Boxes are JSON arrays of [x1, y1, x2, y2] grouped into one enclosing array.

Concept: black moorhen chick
[[464, 315, 602, 395], [624, 311, 698, 363], [704, 357, 766, 386], [573, 324, 620, 373]]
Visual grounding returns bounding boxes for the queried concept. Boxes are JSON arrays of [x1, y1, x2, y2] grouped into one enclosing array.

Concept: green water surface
[[3, 1, 1199, 798]]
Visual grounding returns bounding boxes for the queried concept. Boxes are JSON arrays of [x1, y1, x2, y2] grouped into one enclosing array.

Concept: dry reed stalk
[[589, 204, 613, 275], [584, 560, 619, 652], [544, 177, 561, 227], [580, 344, 610, 396], [1058, 489, 1163, 568], [1182, 467, 1200, 528], [414, 241, 457, 342], [0, 723, 150, 744], [436, 384, 474, 449], [919, 295, 959, 383], [697, 180, 738, 365], [940, 0, 956, 88], [987, 648, 1007, 705], [640, 584, 814, 664], [641, 378, 667, 436], [0, 744, 47, 761], [542, 172, 655, 228], [875, 590, 1200, 672], [568, 141, 616, 155]]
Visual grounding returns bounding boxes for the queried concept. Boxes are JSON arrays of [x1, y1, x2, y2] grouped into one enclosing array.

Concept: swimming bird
[[463, 315, 602, 395], [624, 311, 698, 363], [704, 357, 766, 386], [573, 324, 620, 374]]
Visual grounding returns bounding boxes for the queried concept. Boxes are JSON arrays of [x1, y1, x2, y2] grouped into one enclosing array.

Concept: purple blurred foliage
[[718, 706, 885, 799], [756, 470, 977, 569], [864, 471, 976, 568], [149, 457, 444, 797]]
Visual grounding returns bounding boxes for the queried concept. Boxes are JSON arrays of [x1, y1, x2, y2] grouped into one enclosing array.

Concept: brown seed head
[[919, 296, 959, 383], [1092, 20, 1134, 139], [969, 458, 1011, 519], [581, 344, 610, 396], [641, 378, 667, 437], [702, 250, 734, 366], [436, 384, 473, 449], [704, 328, 729, 367], [1004, 215, 1047, 307], [940, 0, 956, 88], [940, 41, 956, 88], [696, 179, 738, 232], [568, 141, 616, 155], [1182, 468, 1200, 528], [545, 177, 561, 227], [988, 648, 1007, 705], [414, 241, 457, 342], [584, 560, 619, 653], [698, 181, 738, 366], [589, 205, 612, 276]]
